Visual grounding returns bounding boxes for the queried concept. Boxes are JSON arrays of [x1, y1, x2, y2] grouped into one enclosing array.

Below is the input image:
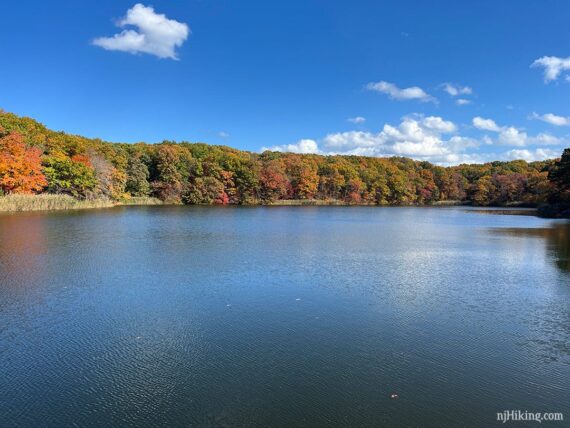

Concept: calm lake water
[[0, 206, 569, 427]]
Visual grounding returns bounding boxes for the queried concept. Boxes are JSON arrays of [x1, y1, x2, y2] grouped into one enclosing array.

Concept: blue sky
[[1, 0, 569, 164]]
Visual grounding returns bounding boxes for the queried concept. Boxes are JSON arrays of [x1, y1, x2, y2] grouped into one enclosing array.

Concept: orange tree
[[0, 129, 47, 194]]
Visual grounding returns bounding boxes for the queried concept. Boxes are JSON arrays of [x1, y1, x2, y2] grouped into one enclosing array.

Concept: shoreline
[[0, 195, 162, 213], [2, 194, 563, 217]]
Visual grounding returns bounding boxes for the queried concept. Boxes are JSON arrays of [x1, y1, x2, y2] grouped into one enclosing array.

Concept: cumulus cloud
[[473, 117, 528, 147], [531, 56, 570, 82], [472, 116, 566, 147], [262, 114, 570, 165], [530, 133, 568, 146], [498, 128, 566, 147], [530, 112, 570, 126], [497, 127, 528, 147], [262, 139, 319, 154], [347, 116, 366, 124], [260, 114, 566, 166], [506, 148, 560, 162], [421, 116, 457, 133], [261, 116, 462, 163], [473, 117, 501, 132], [366, 81, 435, 102], [93, 4, 190, 59], [320, 116, 468, 164], [441, 83, 472, 96], [456, 98, 471, 106]]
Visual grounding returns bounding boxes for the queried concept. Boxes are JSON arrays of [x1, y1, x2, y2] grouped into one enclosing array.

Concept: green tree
[[126, 156, 150, 196], [549, 148, 570, 203], [42, 153, 97, 198], [184, 176, 226, 204]]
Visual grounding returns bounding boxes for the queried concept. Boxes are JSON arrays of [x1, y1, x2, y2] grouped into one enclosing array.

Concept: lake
[[0, 206, 569, 427]]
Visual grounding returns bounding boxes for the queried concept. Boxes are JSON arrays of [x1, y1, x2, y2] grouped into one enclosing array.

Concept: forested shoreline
[[0, 111, 568, 214]]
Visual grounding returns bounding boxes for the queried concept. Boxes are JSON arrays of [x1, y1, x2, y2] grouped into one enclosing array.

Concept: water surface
[[0, 206, 569, 427]]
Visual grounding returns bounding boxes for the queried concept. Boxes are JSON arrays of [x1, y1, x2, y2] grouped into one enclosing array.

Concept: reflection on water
[[0, 207, 569, 427], [492, 222, 570, 272], [0, 214, 48, 292], [466, 208, 539, 217]]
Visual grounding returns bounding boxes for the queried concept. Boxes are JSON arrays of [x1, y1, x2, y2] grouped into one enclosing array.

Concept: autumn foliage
[[0, 111, 566, 207], [0, 129, 47, 194]]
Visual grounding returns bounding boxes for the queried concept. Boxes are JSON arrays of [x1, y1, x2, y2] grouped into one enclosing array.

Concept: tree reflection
[[0, 213, 48, 290], [495, 223, 570, 273]]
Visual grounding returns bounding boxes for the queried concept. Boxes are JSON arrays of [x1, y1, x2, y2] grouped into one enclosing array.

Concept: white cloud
[[93, 4, 190, 59], [262, 139, 319, 154], [531, 56, 570, 82], [506, 148, 560, 162], [347, 116, 366, 124], [472, 116, 566, 147], [441, 83, 472, 96], [456, 98, 471, 106], [496, 128, 565, 147], [323, 131, 380, 151], [320, 116, 466, 164], [498, 127, 528, 147], [366, 81, 435, 102], [260, 114, 566, 166], [530, 112, 570, 126], [218, 131, 230, 138], [421, 116, 456, 133], [530, 133, 568, 146], [473, 117, 501, 132]]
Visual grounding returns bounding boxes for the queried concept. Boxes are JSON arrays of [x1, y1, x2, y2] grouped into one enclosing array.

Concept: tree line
[[0, 111, 568, 207]]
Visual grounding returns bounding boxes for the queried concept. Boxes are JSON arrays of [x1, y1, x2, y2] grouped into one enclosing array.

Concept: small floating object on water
[[296, 298, 301, 301], [390, 393, 399, 400], [136, 336, 142, 340], [226, 304, 232, 308]]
